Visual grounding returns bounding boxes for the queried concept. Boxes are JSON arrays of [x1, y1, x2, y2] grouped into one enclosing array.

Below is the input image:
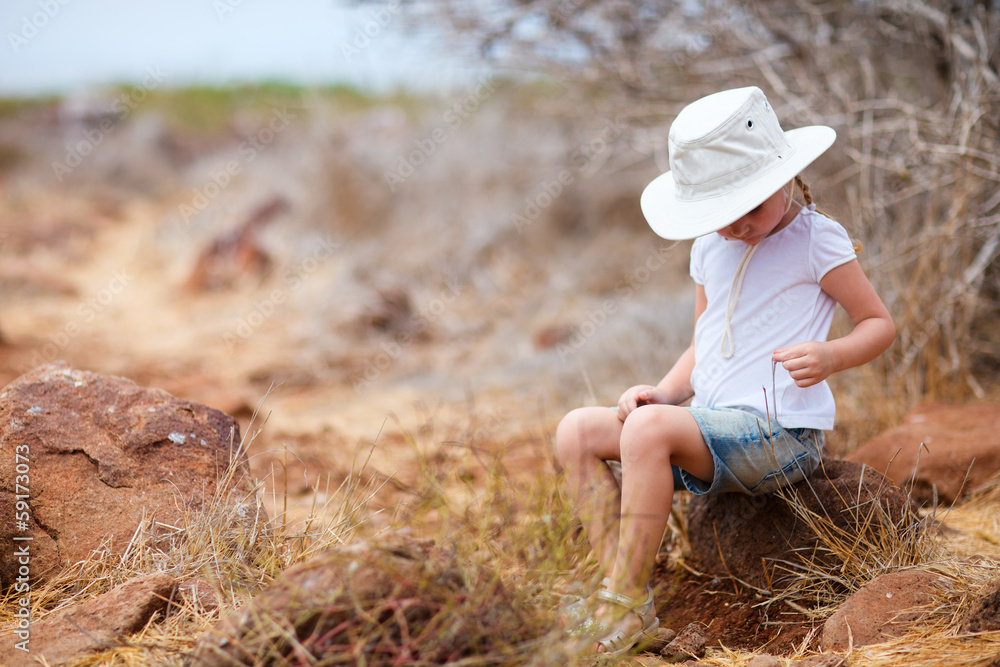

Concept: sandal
[[558, 577, 611, 627], [593, 585, 659, 656]]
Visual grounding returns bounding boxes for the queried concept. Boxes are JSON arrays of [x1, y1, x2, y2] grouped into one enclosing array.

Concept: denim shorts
[[678, 406, 825, 496]]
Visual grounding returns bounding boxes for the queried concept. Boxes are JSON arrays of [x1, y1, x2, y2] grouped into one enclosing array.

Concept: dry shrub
[[185, 416, 591, 666], [399, 0, 1000, 411], [760, 463, 940, 620], [190, 536, 570, 667], [746, 462, 1000, 665]]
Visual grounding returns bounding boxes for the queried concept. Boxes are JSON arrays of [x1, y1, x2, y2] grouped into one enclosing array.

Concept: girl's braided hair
[[794, 175, 822, 214], [791, 175, 862, 252]]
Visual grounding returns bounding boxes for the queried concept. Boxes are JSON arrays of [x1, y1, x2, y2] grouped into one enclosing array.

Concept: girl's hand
[[773, 342, 838, 388], [617, 385, 668, 421]]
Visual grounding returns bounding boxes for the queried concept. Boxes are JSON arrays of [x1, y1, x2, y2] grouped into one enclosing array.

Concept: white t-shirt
[[689, 205, 857, 430]]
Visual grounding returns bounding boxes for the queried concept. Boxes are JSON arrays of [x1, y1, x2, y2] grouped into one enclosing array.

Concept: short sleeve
[[808, 214, 857, 282], [689, 237, 707, 285]]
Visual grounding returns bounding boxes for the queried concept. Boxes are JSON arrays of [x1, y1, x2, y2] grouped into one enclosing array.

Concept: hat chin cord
[[720, 182, 794, 358], [720, 241, 760, 359]]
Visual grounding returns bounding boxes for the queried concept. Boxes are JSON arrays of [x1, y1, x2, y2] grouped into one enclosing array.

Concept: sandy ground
[[0, 92, 694, 530]]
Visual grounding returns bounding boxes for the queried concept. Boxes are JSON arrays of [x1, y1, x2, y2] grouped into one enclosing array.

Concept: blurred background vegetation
[[397, 0, 1000, 403], [1, 0, 997, 444]]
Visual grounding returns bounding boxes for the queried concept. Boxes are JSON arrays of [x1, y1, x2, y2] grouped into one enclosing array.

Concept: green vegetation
[[0, 82, 429, 137], [0, 95, 60, 120]]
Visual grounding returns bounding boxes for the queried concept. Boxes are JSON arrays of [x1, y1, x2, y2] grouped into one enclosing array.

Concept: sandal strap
[[594, 588, 640, 609], [594, 585, 660, 657], [599, 628, 633, 654], [593, 585, 653, 612]]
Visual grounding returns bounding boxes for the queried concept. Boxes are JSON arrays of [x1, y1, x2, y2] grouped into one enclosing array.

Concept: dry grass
[[4, 402, 1000, 666], [0, 405, 391, 665], [0, 407, 601, 666], [681, 464, 1000, 667], [757, 464, 941, 620], [937, 477, 1000, 562]]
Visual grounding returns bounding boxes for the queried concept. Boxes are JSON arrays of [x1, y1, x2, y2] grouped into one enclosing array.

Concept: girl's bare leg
[[555, 407, 627, 574], [598, 405, 715, 640]]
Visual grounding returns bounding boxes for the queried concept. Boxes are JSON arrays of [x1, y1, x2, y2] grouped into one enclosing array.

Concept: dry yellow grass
[[3, 406, 1000, 666], [759, 466, 941, 620], [0, 408, 592, 666], [0, 405, 390, 665]]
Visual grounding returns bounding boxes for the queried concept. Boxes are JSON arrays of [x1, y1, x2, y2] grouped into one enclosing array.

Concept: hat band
[[673, 142, 798, 203]]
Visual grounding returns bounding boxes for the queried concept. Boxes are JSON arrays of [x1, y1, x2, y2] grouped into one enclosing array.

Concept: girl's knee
[[620, 405, 683, 464], [621, 404, 669, 436], [554, 407, 607, 463], [555, 408, 588, 462]]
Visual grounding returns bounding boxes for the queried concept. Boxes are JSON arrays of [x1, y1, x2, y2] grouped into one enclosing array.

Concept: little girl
[[555, 87, 895, 655]]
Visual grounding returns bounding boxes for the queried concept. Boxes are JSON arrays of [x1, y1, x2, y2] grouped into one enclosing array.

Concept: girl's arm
[[773, 259, 895, 388], [618, 285, 706, 420]]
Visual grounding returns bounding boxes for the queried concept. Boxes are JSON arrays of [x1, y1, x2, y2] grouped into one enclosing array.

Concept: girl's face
[[716, 186, 798, 245]]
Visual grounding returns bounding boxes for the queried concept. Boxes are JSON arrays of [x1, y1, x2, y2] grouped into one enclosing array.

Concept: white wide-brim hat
[[641, 87, 836, 240]]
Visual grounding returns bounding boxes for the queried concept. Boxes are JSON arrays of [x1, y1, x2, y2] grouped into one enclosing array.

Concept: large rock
[[0, 363, 259, 589], [846, 402, 1000, 505], [821, 569, 946, 650], [0, 573, 179, 666], [686, 459, 916, 589]]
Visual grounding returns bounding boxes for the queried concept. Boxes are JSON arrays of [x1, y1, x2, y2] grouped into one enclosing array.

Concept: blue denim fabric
[[678, 406, 824, 496]]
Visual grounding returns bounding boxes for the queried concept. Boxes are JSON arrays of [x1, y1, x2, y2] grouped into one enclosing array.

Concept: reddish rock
[[180, 578, 221, 613], [660, 622, 707, 662], [0, 363, 259, 589], [0, 573, 178, 667], [960, 577, 1000, 634], [794, 655, 846, 667], [184, 196, 286, 292], [645, 627, 679, 653], [190, 537, 453, 666], [821, 569, 946, 650], [847, 402, 1000, 504], [687, 460, 916, 589], [748, 655, 781, 667]]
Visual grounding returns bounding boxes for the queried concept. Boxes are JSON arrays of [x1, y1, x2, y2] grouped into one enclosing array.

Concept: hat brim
[[640, 125, 836, 241]]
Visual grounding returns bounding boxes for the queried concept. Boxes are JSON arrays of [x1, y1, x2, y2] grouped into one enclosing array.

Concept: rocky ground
[[0, 85, 694, 523]]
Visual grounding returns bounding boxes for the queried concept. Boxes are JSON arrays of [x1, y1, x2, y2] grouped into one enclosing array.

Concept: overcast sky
[[0, 0, 475, 96]]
